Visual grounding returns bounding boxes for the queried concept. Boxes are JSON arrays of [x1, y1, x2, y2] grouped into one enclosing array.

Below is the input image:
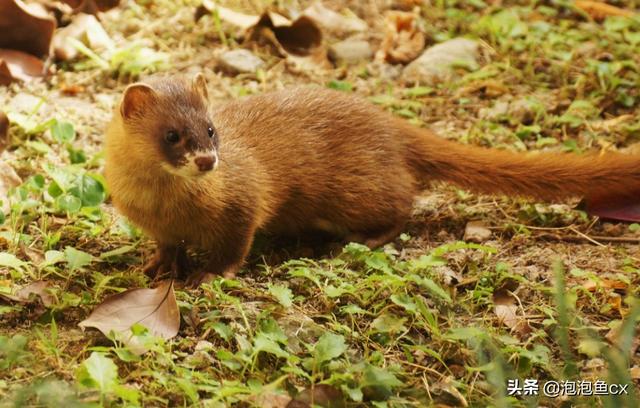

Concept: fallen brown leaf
[[493, 289, 532, 337], [493, 289, 518, 328], [0, 0, 56, 58], [375, 10, 425, 64], [431, 376, 469, 407], [196, 2, 329, 71], [0, 280, 54, 307], [0, 49, 47, 84], [575, 1, 635, 21], [195, 1, 258, 29], [290, 384, 345, 408], [79, 280, 180, 353], [247, 13, 323, 57]]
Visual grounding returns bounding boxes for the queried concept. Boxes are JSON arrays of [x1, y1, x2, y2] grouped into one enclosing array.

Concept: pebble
[[218, 49, 264, 74], [463, 220, 492, 243], [403, 38, 480, 85], [328, 39, 373, 65]]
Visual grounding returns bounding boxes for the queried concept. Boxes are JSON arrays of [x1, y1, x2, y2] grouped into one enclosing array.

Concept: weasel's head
[[119, 73, 219, 178]]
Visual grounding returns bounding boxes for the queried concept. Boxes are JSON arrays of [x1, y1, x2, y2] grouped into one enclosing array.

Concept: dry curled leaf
[[575, 1, 635, 21], [79, 280, 180, 353], [196, 2, 329, 71], [195, 0, 258, 29], [0, 280, 54, 307], [247, 13, 323, 57], [493, 289, 532, 337], [0, 49, 47, 84], [375, 10, 425, 64], [0, 0, 56, 58], [0, 0, 55, 83]]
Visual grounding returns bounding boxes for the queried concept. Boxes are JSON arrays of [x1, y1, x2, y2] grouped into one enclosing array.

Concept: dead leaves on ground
[[196, 1, 371, 73], [0, 0, 55, 83], [79, 280, 180, 354], [0, 280, 54, 307], [0, 0, 56, 58], [493, 288, 532, 337], [0, 0, 119, 83], [375, 10, 425, 64], [250, 384, 345, 408]]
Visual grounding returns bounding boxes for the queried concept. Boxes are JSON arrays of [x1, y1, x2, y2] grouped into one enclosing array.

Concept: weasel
[[104, 74, 640, 284]]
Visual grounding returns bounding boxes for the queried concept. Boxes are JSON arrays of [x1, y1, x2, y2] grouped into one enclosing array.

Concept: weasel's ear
[[121, 83, 157, 120], [192, 73, 208, 100]]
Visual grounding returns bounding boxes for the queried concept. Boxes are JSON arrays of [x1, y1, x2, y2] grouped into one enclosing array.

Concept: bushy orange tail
[[404, 124, 640, 202]]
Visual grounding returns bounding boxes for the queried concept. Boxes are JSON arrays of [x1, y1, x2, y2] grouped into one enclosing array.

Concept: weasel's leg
[[347, 222, 406, 249], [143, 244, 189, 279], [186, 228, 255, 287]]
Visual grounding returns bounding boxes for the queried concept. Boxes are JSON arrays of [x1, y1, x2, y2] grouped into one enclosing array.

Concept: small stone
[[403, 38, 480, 85], [194, 340, 214, 352], [463, 220, 492, 243], [328, 39, 373, 65], [478, 100, 509, 120], [218, 49, 264, 74]]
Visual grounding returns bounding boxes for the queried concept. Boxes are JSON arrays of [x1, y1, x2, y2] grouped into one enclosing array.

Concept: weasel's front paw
[[143, 253, 171, 278], [185, 271, 219, 287], [143, 247, 190, 280]]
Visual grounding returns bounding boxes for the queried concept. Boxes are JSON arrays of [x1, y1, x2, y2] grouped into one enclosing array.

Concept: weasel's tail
[[403, 123, 640, 202]]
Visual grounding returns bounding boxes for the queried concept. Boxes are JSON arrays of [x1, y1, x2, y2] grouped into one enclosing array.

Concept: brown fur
[[105, 75, 640, 283]]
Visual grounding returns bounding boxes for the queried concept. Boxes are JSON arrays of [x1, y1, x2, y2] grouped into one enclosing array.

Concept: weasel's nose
[[195, 155, 216, 172]]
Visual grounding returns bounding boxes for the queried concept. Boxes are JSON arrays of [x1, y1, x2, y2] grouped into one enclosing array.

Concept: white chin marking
[[162, 150, 217, 178]]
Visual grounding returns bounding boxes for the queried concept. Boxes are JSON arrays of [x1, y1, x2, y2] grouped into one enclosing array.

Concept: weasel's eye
[[165, 130, 180, 144], [207, 127, 214, 138]]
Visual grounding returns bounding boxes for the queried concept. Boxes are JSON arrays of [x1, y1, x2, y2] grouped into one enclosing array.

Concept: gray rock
[[403, 38, 480, 85], [218, 49, 264, 74], [463, 220, 492, 243], [328, 39, 373, 65]]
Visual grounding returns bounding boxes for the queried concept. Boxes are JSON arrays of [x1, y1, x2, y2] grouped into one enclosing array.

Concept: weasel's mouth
[[194, 154, 216, 172], [161, 150, 218, 178]]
